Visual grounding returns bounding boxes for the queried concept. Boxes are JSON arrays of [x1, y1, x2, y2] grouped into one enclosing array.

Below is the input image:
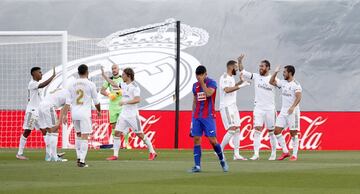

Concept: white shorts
[[115, 115, 143, 135], [38, 104, 57, 129], [253, 108, 276, 130], [73, 117, 92, 134], [22, 110, 40, 130], [275, 109, 300, 131], [220, 104, 241, 130]]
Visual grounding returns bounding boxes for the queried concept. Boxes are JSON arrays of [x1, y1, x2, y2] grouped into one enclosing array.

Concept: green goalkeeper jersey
[[102, 76, 123, 113]]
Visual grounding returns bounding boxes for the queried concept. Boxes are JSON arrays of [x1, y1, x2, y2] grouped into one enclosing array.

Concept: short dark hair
[[30, 67, 41, 76], [195, 65, 206, 75], [123, 67, 135, 81], [261, 60, 271, 68], [284, 65, 295, 76], [226, 60, 237, 67], [78, 64, 88, 75]]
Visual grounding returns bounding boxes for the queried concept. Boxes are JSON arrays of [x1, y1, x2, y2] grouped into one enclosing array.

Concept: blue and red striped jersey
[[192, 77, 217, 118]]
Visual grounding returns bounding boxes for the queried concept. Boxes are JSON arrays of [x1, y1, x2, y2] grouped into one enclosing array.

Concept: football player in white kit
[[101, 67, 157, 161], [61, 64, 101, 167], [219, 60, 249, 160], [38, 88, 68, 162], [238, 55, 278, 160], [16, 67, 56, 160], [269, 65, 302, 161]]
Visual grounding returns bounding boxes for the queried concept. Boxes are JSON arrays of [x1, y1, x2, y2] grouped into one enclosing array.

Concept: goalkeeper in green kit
[[100, 63, 131, 149]]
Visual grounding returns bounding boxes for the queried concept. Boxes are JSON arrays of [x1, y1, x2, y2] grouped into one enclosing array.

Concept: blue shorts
[[190, 117, 216, 137]]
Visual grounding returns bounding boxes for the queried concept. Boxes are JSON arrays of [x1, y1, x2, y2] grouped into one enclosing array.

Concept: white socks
[[233, 131, 240, 156], [220, 131, 233, 151], [253, 130, 261, 156], [44, 134, 50, 157], [75, 136, 81, 159], [143, 136, 155, 153], [49, 133, 59, 159], [113, 136, 121, 157], [292, 135, 299, 157], [17, 135, 27, 155], [269, 131, 278, 155], [79, 139, 88, 163], [276, 134, 289, 153]]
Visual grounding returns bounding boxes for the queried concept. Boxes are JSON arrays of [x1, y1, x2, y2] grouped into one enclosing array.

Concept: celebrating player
[[16, 67, 56, 160], [102, 67, 157, 161], [61, 64, 101, 167], [38, 88, 68, 162], [219, 60, 249, 160], [269, 65, 302, 161], [190, 65, 228, 173], [100, 63, 131, 149], [239, 55, 278, 160]]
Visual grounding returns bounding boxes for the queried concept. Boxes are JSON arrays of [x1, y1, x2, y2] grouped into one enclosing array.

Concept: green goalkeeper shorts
[[109, 109, 121, 124]]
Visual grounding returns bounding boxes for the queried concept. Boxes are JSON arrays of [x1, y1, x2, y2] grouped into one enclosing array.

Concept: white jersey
[[26, 80, 42, 113], [120, 81, 141, 118], [66, 78, 99, 120], [219, 73, 237, 109], [42, 88, 68, 108], [242, 70, 276, 111], [276, 79, 302, 114]]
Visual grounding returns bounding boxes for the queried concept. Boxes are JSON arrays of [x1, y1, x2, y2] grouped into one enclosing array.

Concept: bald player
[[100, 62, 130, 149]]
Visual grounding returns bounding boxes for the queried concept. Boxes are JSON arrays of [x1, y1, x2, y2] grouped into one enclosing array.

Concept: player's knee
[[290, 131, 297, 137], [228, 126, 238, 131], [208, 137, 218, 146], [193, 136, 201, 145], [254, 126, 262, 132], [23, 130, 31, 138], [136, 133, 144, 140], [114, 131, 121, 137], [40, 129, 47, 136], [274, 128, 282, 135]]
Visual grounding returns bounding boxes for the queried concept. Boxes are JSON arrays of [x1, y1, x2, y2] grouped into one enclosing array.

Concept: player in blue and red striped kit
[[189, 65, 228, 173]]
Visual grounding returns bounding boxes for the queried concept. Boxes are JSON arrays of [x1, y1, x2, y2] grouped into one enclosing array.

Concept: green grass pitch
[[1, 149, 360, 194]]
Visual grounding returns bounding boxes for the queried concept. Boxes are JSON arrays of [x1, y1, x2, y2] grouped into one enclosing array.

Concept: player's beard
[[259, 69, 266, 76], [232, 69, 237, 75]]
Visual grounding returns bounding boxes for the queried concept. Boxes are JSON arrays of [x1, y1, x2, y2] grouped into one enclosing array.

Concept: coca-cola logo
[[63, 114, 160, 149], [226, 115, 326, 150]]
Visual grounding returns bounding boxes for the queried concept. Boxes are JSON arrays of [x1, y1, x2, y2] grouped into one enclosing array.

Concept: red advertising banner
[[0, 110, 359, 150]]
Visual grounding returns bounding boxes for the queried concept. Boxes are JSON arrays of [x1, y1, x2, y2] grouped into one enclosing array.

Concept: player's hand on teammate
[[97, 111, 101, 117]]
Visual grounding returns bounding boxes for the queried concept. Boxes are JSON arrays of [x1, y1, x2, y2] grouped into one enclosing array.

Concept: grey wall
[[0, 0, 359, 111]]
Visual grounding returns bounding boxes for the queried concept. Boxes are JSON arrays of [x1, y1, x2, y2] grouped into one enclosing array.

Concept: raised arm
[[198, 75, 215, 97], [100, 66, 120, 89], [269, 65, 281, 86], [237, 54, 245, 71], [38, 67, 56, 88]]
